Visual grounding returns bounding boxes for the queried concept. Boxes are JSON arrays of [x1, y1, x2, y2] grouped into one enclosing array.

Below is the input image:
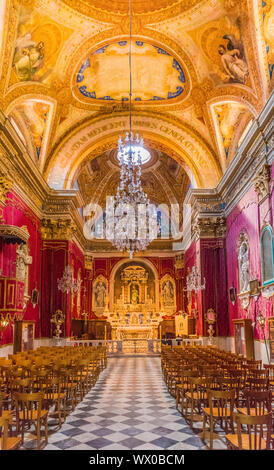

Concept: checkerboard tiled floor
[[38, 356, 206, 450]]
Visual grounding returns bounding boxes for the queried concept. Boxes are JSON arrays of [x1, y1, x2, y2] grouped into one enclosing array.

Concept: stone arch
[[45, 111, 221, 190]]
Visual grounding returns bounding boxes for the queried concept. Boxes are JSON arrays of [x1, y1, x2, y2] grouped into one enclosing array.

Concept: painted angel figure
[[13, 34, 45, 81], [218, 35, 248, 84]]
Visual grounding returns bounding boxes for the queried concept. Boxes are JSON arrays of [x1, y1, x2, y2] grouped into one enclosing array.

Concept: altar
[[116, 326, 153, 340]]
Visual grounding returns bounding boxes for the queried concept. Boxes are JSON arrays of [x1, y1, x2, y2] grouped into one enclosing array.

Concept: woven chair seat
[[226, 433, 267, 450]]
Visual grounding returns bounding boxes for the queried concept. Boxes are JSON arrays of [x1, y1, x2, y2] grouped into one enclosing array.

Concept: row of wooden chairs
[[0, 345, 107, 450], [161, 345, 274, 450]]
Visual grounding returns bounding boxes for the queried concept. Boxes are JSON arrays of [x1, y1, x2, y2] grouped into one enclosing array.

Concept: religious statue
[[16, 243, 32, 283], [94, 281, 106, 308], [238, 240, 249, 293], [131, 285, 139, 304], [162, 281, 174, 305]]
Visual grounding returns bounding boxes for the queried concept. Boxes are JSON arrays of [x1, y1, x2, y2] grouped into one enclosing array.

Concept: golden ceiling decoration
[[60, 0, 203, 23], [0, 0, 270, 200]]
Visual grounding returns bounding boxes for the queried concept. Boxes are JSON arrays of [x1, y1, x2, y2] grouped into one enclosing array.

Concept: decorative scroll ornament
[[0, 171, 12, 204]]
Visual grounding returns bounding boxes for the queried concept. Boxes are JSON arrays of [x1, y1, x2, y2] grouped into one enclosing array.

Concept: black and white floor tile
[[38, 357, 209, 451]]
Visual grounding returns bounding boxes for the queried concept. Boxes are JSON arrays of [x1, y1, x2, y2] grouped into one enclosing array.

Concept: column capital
[[192, 216, 226, 240], [41, 217, 77, 240], [253, 164, 271, 204]]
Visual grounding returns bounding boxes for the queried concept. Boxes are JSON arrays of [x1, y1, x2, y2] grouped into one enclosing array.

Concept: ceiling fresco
[[75, 41, 186, 102], [211, 101, 252, 163], [0, 0, 272, 192], [10, 4, 73, 85], [8, 98, 53, 163]]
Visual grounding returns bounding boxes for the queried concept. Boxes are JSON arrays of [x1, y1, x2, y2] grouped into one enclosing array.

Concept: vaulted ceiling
[[0, 0, 272, 202]]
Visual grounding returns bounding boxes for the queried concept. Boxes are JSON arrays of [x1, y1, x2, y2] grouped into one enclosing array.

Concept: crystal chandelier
[[57, 266, 82, 294], [186, 265, 206, 294], [106, 0, 156, 258]]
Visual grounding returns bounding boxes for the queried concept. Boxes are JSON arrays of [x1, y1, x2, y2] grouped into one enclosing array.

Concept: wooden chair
[[0, 415, 22, 450], [245, 377, 269, 391], [263, 364, 274, 390], [175, 369, 198, 414], [202, 389, 236, 449], [237, 389, 272, 416], [246, 360, 262, 369], [13, 392, 48, 449], [184, 376, 211, 427], [44, 377, 67, 428], [226, 412, 272, 450]]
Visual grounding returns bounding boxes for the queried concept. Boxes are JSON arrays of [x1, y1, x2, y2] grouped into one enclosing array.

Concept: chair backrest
[[13, 392, 45, 421], [245, 377, 269, 391], [246, 360, 262, 369], [233, 412, 272, 450], [0, 415, 9, 450], [242, 389, 272, 414], [207, 389, 236, 418]]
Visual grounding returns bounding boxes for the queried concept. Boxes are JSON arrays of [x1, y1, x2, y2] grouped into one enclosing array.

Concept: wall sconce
[[0, 313, 12, 332], [257, 313, 266, 330], [229, 287, 237, 305]]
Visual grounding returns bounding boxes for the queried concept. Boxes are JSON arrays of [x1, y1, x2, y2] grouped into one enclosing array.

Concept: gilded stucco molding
[[84, 255, 94, 271], [0, 169, 12, 204], [60, 0, 203, 25], [0, 0, 19, 97], [174, 254, 184, 270]]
